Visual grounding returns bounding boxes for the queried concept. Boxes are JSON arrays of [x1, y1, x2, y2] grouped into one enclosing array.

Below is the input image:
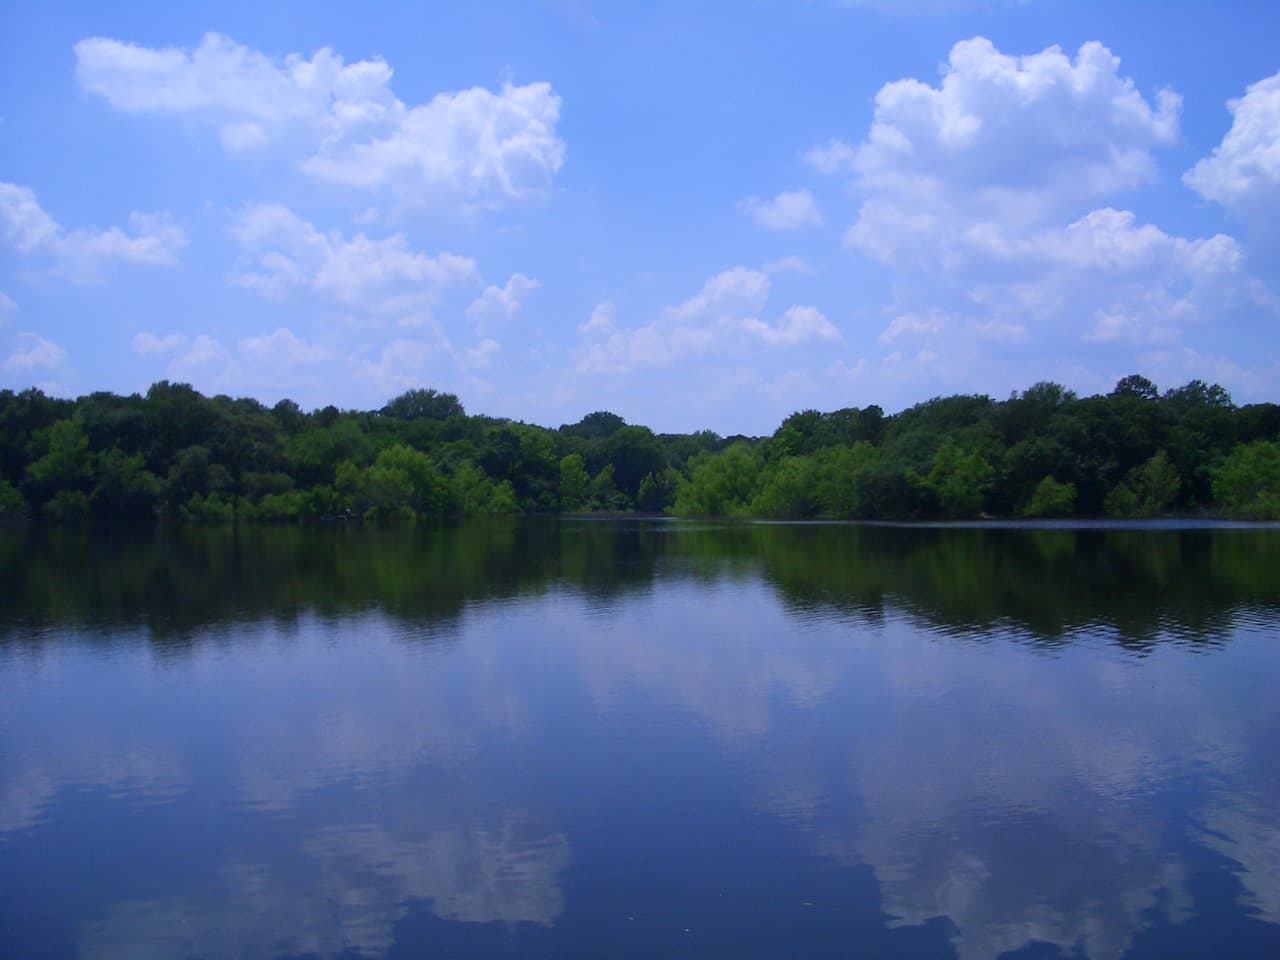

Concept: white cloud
[[842, 38, 1180, 242], [867, 208, 1246, 351], [2, 331, 67, 374], [578, 301, 616, 336], [744, 305, 842, 346], [132, 328, 335, 400], [303, 82, 565, 209], [1042, 208, 1239, 273], [878, 311, 946, 345], [237, 327, 332, 368], [231, 204, 477, 317], [576, 267, 841, 376], [763, 255, 817, 275], [167, 335, 234, 383], [465, 338, 501, 371], [1184, 69, 1280, 222], [219, 120, 269, 153], [0, 183, 59, 253], [76, 33, 565, 211], [802, 139, 857, 175], [0, 182, 185, 282], [131, 332, 187, 355], [576, 267, 768, 374], [739, 189, 823, 229], [358, 338, 440, 397], [804, 37, 1271, 395], [1135, 346, 1275, 402], [465, 273, 540, 332]]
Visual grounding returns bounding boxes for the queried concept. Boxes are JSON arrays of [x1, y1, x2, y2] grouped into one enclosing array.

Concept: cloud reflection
[[560, 575, 1279, 959], [3, 525, 1278, 959], [78, 818, 570, 959]]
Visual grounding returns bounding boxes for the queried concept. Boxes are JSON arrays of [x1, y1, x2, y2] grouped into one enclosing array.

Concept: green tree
[[560, 410, 626, 440], [672, 443, 762, 517], [604, 425, 666, 501], [751, 456, 820, 518], [1213, 439, 1280, 519], [1111, 374, 1159, 401], [454, 460, 517, 516], [926, 439, 994, 518], [0, 477, 26, 521], [92, 449, 161, 521], [559, 453, 590, 511], [588, 463, 629, 511], [1105, 450, 1181, 517], [1021, 476, 1077, 517], [636, 467, 681, 513], [380, 388, 464, 421], [360, 444, 454, 522], [26, 417, 94, 511], [165, 445, 232, 508], [289, 419, 373, 487], [143, 381, 221, 470], [813, 442, 881, 518], [481, 423, 559, 510]]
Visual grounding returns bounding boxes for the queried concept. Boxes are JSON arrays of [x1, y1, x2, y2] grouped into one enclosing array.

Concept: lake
[[1, 519, 1278, 959]]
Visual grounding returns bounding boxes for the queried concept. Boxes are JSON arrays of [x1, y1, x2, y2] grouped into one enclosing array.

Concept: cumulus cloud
[[739, 189, 823, 229], [806, 37, 1268, 391], [0, 183, 59, 254], [842, 37, 1180, 243], [465, 273, 540, 332], [358, 338, 441, 397], [802, 139, 857, 175], [577, 267, 769, 374], [129, 327, 335, 401], [578, 301, 616, 336], [237, 327, 333, 368], [744, 305, 842, 346], [166, 334, 235, 385], [576, 267, 841, 376], [130, 332, 187, 355], [763, 255, 817, 275], [76, 33, 565, 211], [2, 331, 67, 374], [1185, 69, 1280, 222], [0, 182, 185, 282], [231, 204, 477, 318], [302, 82, 565, 209], [465, 338, 501, 371]]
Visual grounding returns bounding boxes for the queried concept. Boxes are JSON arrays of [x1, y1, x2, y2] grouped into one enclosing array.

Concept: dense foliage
[[1, 376, 1277, 524]]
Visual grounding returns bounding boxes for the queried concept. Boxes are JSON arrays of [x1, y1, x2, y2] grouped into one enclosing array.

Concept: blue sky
[[1, 0, 1277, 433]]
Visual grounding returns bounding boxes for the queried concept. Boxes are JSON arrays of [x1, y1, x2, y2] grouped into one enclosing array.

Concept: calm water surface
[[1, 520, 1278, 959]]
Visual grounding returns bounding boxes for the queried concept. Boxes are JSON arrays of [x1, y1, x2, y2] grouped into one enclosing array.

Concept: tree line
[[1, 374, 1277, 524]]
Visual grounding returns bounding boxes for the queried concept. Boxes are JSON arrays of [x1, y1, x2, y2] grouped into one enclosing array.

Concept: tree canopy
[[0, 377, 1276, 525]]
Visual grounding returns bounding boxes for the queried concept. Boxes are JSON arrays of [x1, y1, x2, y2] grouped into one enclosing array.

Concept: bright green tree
[[1213, 439, 1280, 519], [926, 439, 994, 517], [1021, 476, 1077, 517], [672, 442, 763, 516]]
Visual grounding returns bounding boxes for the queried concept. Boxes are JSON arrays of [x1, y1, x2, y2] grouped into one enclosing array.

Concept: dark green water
[[1, 519, 1278, 959]]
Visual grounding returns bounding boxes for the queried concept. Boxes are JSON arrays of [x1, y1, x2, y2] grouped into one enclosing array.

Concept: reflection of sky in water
[[1, 564, 1278, 958]]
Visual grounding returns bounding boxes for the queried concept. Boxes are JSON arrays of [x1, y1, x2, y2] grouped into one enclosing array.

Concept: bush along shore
[[1, 375, 1278, 525]]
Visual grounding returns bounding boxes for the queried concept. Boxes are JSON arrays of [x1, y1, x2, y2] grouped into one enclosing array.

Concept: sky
[[1, 0, 1278, 434]]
